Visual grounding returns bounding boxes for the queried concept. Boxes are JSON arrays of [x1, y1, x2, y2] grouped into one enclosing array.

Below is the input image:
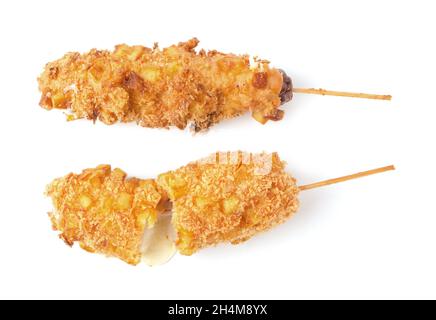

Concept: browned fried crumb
[[157, 152, 300, 255], [38, 38, 285, 131], [46, 165, 165, 265]]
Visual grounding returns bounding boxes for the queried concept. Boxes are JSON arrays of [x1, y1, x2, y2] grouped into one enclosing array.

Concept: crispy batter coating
[[157, 152, 300, 255], [46, 165, 164, 265], [46, 153, 299, 263], [38, 38, 286, 130]]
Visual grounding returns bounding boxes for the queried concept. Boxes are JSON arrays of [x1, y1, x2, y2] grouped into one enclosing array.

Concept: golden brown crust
[[46, 153, 299, 263], [38, 38, 284, 130], [156, 152, 300, 255], [46, 165, 164, 265]]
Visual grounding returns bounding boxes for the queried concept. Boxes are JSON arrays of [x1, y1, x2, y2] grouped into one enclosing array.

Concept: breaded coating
[[38, 38, 289, 131], [46, 165, 164, 265], [46, 153, 299, 263], [157, 152, 300, 255]]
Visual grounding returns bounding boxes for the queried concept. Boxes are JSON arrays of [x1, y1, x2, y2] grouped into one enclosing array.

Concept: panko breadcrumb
[[38, 38, 290, 131]]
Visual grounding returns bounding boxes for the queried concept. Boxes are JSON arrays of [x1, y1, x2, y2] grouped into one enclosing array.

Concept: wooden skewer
[[299, 165, 395, 191], [293, 88, 392, 101]]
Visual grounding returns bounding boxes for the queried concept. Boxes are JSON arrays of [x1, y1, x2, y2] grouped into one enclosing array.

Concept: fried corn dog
[[46, 152, 298, 264], [46, 153, 394, 265], [38, 38, 289, 131]]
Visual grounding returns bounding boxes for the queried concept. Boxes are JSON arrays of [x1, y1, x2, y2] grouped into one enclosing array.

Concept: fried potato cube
[[140, 66, 161, 82], [251, 110, 268, 124], [157, 173, 187, 200], [51, 92, 69, 109], [222, 196, 239, 215]]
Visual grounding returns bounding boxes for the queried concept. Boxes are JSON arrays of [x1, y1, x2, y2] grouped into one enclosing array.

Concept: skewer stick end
[[293, 87, 392, 101], [299, 165, 395, 191]]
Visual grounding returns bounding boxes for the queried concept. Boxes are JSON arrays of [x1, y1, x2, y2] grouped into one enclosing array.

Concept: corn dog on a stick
[[46, 152, 394, 265], [38, 38, 390, 131]]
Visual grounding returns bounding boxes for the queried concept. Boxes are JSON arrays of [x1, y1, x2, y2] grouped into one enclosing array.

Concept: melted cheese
[[140, 213, 176, 266]]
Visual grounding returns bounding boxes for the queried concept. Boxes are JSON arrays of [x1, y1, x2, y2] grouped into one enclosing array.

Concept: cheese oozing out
[[140, 212, 177, 266]]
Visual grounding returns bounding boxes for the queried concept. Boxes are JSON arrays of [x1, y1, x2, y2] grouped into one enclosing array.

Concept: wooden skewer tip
[[293, 87, 392, 101], [299, 165, 395, 191]]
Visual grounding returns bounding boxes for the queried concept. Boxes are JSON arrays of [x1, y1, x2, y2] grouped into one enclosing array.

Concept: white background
[[0, 0, 435, 299]]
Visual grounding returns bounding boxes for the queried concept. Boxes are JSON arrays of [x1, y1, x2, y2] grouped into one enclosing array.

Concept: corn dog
[[38, 38, 390, 132], [38, 39, 287, 131], [46, 152, 394, 265]]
